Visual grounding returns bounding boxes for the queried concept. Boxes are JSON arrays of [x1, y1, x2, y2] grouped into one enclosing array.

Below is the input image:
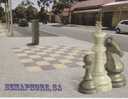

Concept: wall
[[112, 11, 128, 27], [71, 12, 97, 25]]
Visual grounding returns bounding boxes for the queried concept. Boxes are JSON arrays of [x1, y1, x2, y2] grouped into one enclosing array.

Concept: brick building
[[103, 1, 128, 27], [70, 0, 128, 27]]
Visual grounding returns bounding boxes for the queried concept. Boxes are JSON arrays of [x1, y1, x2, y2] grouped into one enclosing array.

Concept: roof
[[73, 9, 100, 13], [71, 0, 115, 11], [103, 0, 128, 7]]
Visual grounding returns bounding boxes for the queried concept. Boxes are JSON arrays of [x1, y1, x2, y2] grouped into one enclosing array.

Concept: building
[[103, 1, 128, 27], [68, 0, 128, 28]]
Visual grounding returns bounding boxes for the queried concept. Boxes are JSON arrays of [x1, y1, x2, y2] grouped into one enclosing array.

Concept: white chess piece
[[92, 21, 112, 92]]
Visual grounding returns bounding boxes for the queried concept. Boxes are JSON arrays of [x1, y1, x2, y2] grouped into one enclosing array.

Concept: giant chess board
[[13, 45, 87, 72]]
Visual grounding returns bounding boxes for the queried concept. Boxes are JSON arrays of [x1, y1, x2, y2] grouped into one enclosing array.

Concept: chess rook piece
[[105, 37, 126, 88], [79, 53, 96, 94], [27, 19, 39, 46], [92, 21, 112, 92]]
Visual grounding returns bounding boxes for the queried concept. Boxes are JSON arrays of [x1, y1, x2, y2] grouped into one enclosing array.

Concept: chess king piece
[[92, 21, 112, 92], [79, 53, 96, 94], [105, 37, 126, 88]]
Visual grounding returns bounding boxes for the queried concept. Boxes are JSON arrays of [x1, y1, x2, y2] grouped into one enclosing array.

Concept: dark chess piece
[[27, 19, 39, 46], [105, 37, 126, 88], [78, 54, 96, 94]]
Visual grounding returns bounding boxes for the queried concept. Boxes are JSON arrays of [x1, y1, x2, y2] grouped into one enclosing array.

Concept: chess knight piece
[[105, 37, 126, 88], [92, 21, 112, 92], [79, 53, 96, 94]]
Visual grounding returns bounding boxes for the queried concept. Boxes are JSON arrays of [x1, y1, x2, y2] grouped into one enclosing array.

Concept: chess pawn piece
[[105, 37, 126, 88], [78, 54, 96, 94]]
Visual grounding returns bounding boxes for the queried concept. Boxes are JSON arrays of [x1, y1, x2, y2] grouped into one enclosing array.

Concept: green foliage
[[0, 6, 4, 17], [0, 0, 7, 3], [36, 0, 78, 14], [26, 5, 38, 21], [14, 0, 38, 21], [52, 0, 78, 14], [21, 0, 34, 7], [37, 0, 53, 8], [15, 5, 26, 19]]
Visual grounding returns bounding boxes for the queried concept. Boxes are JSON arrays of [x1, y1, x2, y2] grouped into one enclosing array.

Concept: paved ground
[[0, 36, 128, 97], [0, 24, 7, 37], [10, 22, 128, 51], [0, 23, 128, 97], [13, 24, 57, 37], [39, 23, 128, 52]]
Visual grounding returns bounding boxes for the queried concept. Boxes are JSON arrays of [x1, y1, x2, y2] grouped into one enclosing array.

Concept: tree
[[0, 0, 7, 3], [0, 6, 4, 17], [37, 0, 53, 9], [52, 0, 75, 14], [38, 7, 48, 24], [36, 0, 78, 24], [21, 0, 34, 7], [0, 0, 9, 26], [15, 4, 26, 19], [26, 5, 38, 21], [52, 0, 78, 24], [37, 0, 53, 24], [14, 0, 36, 20]]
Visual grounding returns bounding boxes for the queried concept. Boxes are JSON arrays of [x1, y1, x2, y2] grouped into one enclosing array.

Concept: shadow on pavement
[[117, 32, 128, 35], [51, 24, 78, 27]]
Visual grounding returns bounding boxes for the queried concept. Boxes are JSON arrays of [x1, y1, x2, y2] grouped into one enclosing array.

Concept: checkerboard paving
[[13, 45, 87, 72]]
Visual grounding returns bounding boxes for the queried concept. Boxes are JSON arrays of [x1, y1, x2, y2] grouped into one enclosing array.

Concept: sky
[[12, 0, 22, 9], [12, 0, 39, 9]]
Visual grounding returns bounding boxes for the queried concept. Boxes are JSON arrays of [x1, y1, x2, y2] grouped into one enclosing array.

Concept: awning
[[103, 1, 128, 7], [71, 0, 115, 11], [102, 1, 128, 12], [73, 9, 100, 14]]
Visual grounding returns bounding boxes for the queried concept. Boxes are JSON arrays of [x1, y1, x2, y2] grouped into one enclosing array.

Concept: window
[[121, 21, 128, 25]]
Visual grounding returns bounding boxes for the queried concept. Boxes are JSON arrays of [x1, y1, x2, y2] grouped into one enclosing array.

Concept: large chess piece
[[79, 53, 96, 94], [92, 21, 112, 92], [105, 37, 126, 88], [27, 19, 39, 46]]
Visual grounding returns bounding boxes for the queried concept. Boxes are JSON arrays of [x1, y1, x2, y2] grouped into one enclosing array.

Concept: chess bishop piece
[[92, 21, 112, 92], [105, 37, 126, 88], [79, 53, 96, 94]]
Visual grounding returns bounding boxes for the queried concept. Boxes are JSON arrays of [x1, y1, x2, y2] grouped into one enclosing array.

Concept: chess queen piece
[[92, 21, 112, 92], [105, 37, 126, 88], [79, 53, 96, 94]]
